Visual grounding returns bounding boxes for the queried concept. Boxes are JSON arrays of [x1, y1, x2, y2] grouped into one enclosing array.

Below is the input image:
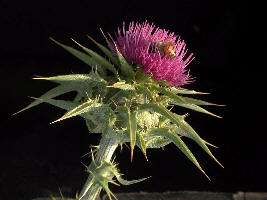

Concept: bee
[[156, 41, 176, 59]]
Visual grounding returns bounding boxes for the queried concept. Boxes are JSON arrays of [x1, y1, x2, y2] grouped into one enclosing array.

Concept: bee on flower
[[156, 41, 176, 59]]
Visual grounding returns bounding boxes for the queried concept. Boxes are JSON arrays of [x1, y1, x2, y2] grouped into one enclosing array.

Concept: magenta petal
[[109, 21, 194, 88]]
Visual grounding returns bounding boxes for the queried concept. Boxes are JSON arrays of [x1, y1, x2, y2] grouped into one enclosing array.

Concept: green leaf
[[153, 85, 188, 104], [37, 98, 78, 111], [114, 105, 128, 127], [14, 71, 109, 115], [116, 175, 149, 186], [172, 125, 218, 148], [108, 81, 135, 91], [71, 39, 118, 75], [173, 113, 223, 168], [135, 69, 154, 84], [170, 99, 222, 118], [135, 84, 154, 100], [136, 132, 147, 158], [73, 93, 83, 103], [14, 83, 79, 115], [111, 160, 150, 185], [87, 35, 120, 66], [138, 102, 222, 167], [154, 85, 222, 118], [51, 98, 102, 124], [33, 72, 108, 98], [116, 49, 135, 82], [138, 103, 186, 131], [179, 96, 224, 106], [149, 128, 210, 179], [49, 37, 99, 69], [170, 87, 209, 95], [39, 97, 115, 134], [126, 107, 137, 161], [145, 135, 171, 149], [85, 105, 115, 133], [33, 73, 106, 85]]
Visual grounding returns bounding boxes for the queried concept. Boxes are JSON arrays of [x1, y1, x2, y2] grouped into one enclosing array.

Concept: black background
[[0, 0, 257, 200]]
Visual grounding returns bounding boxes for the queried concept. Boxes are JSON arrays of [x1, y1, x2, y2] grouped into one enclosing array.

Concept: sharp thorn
[[12, 96, 40, 116], [199, 167, 211, 181], [204, 140, 219, 148], [13, 107, 29, 116], [212, 155, 224, 168], [99, 28, 110, 44], [33, 74, 45, 78], [144, 152, 148, 161], [130, 147, 134, 162]]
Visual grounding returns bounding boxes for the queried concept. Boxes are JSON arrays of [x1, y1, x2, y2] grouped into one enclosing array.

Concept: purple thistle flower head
[[109, 21, 195, 88]]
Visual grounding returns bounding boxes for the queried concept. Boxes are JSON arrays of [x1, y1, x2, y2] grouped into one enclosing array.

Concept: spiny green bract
[[80, 156, 148, 200], [16, 36, 223, 198]]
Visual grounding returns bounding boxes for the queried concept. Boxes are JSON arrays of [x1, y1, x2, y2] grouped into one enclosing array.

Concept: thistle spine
[[79, 136, 119, 200]]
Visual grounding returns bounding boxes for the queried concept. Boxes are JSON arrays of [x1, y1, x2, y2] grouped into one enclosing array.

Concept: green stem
[[78, 135, 119, 200]]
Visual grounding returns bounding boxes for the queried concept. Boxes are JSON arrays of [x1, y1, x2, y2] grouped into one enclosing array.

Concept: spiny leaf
[[153, 85, 189, 104], [126, 107, 137, 162], [100, 180, 118, 200], [114, 105, 127, 116], [14, 83, 78, 115], [115, 47, 135, 82], [135, 69, 155, 84], [49, 37, 99, 69], [116, 175, 150, 186], [37, 97, 115, 134], [136, 132, 147, 159], [173, 113, 224, 168], [138, 102, 221, 165], [170, 87, 209, 95], [173, 126, 218, 148], [154, 85, 222, 118], [71, 39, 118, 76], [145, 136, 171, 149], [87, 35, 120, 66], [170, 99, 222, 118], [138, 103, 187, 132], [107, 81, 135, 91], [51, 99, 101, 124], [149, 128, 210, 180], [33, 73, 106, 85], [73, 93, 83, 103], [180, 96, 225, 106], [135, 84, 154, 100], [32, 98, 78, 111]]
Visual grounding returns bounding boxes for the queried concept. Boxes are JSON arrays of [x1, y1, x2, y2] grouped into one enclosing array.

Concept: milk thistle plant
[[16, 21, 223, 200]]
